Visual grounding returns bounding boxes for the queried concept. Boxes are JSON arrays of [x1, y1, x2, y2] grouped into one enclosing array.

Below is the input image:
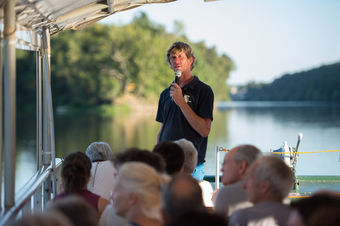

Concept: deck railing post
[[0, 6, 3, 208], [36, 50, 43, 170], [3, 0, 16, 211], [216, 146, 220, 189], [42, 26, 57, 202]]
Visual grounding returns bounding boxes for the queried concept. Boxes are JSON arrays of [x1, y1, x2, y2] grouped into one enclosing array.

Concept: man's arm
[[178, 101, 211, 137], [170, 83, 211, 137]]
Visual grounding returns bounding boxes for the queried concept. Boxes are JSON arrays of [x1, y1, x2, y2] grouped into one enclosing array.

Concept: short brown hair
[[166, 41, 195, 70]]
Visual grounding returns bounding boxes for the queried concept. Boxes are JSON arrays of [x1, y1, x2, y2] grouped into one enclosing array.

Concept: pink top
[[54, 189, 100, 212]]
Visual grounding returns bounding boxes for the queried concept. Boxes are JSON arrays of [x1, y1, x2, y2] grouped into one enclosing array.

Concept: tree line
[[238, 62, 340, 102], [17, 12, 234, 110]]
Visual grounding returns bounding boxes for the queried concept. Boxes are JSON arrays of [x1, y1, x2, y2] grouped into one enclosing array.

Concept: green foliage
[[242, 63, 340, 102], [19, 12, 234, 108]]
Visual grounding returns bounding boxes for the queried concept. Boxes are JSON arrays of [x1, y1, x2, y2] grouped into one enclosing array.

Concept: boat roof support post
[[3, 0, 16, 211], [107, 0, 113, 14], [41, 26, 57, 199], [36, 49, 42, 170], [0, 6, 3, 209]]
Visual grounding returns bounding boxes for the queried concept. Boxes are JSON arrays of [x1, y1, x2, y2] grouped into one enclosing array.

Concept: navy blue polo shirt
[[156, 76, 214, 164]]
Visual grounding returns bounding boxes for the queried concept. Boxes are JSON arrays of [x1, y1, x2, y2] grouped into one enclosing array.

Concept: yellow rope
[[218, 148, 229, 152], [270, 150, 340, 154], [288, 195, 311, 199], [289, 192, 340, 199], [217, 147, 340, 154]]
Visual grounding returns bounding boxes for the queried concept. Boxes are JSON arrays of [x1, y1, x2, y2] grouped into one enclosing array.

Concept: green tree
[[18, 12, 234, 109]]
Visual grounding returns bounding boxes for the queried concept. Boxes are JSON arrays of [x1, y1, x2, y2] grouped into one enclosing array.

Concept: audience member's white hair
[[255, 155, 294, 200], [119, 162, 170, 221], [85, 141, 112, 162], [233, 144, 262, 166], [174, 138, 197, 174]]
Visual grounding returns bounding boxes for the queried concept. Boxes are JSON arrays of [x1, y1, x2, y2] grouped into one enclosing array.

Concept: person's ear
[[180, 164, 184, 173], [189, 56, 194, 66], [129, 193, 138, 205], [239, 161, 247, 175], [261, 180, 270, 194]]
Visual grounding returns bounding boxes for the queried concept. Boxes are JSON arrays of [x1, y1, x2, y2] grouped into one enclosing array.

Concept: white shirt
[[87, 160, 116, 200], [199, 180, 214, 207]]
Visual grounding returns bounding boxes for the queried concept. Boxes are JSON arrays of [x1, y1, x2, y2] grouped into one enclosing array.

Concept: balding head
[[221, 144, 262, 186]]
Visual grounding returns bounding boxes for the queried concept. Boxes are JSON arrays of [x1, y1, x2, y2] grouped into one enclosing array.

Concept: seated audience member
[[152, 141, 185, 175], [100, 148, 166, 226], [86, 141, 116, 200], [288, 191, 340, 226], [165, 210, 227, 226], [112, 147, 166, 173], [54, 151, 109, 215], [47, 195, 99, 226], [5, 212, 72, 226], [215, 144, 262, 218], [174, 138, 214, 208], [162, 173, 206, 224], [229, 155, 294, 226], [112, 162, 169, 226]]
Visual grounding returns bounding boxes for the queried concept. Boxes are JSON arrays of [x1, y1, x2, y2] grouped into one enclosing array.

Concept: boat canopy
[[0, 0, 216, 218], [0, 0, 176, 50]]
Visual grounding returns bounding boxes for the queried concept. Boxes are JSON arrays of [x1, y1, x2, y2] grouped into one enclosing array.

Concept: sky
[[101, 0, 340, 85]]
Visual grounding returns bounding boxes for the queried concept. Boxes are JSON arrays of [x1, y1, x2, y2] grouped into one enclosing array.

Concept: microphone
[[174, 70, 182, 84]]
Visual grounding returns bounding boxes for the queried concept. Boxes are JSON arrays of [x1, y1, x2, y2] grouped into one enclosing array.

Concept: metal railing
[[215, 146, 229, 189], [1, 2, 57, 224], [214, 133, 304, 191], [0, 158, 63, 224]]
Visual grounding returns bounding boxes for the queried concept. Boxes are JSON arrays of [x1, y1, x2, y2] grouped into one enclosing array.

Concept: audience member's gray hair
[[86, 142, 112, 162], [233, 144, 262, 166], [254, 155, 294, 200], [174, 139, 197, 174]]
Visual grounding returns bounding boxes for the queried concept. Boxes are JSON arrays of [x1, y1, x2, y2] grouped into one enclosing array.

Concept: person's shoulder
[[82, 189, 101, 199], [160, 86, 170, 96], [101, 160, 115, 167], [231, 204, 257, 220], [199, 180, 213, 188], [221, 181, 243, 192], [229, 207, 248, 225], [195, 78, 214, 96], [194, 77, 212, 89], [97, 160, 116, 172]]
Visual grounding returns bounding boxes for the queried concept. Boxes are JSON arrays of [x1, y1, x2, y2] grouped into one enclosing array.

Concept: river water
[[15, 101, 340, 192]]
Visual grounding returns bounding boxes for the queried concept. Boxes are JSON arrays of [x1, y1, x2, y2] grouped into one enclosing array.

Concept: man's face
[[243, 162, 263, 204], [221, 149, 243, 186], [169, 50, 193, 73]]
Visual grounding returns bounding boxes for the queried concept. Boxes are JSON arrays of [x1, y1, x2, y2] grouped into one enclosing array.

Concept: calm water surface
[[15, 101, 340, 192]]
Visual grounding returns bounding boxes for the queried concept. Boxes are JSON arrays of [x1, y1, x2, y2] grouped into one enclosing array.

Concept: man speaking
[[156, 41, 214, 181]]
